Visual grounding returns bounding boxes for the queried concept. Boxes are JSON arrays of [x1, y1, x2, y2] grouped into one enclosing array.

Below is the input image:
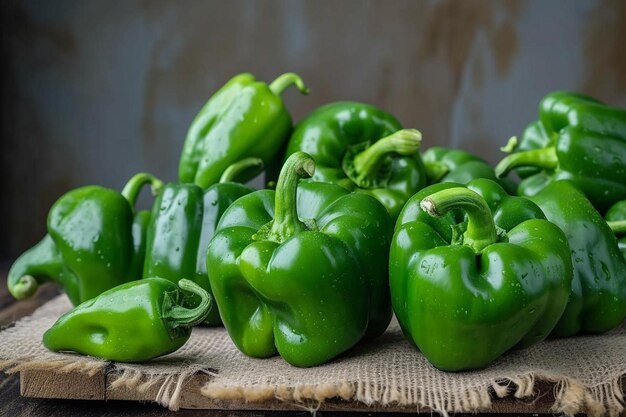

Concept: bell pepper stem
[[268, 152, 315, 242], [352, 129, 422, 183], [121, 173, 164, 208], [424, 161, 450, 183], [163, 279, 212, 328], [7, 235, 63, 300], [500, 136, 519, 153], [495, 147, 558, 178], [219, 157, 264, 184], [269, 72, 310, 96], [420, 187, 497, 253], [607, 220, 626, 235]]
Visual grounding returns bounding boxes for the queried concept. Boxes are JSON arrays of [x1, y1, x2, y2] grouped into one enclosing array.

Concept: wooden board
[[21, 368, 623, 414], [4, 273, 625, 415]]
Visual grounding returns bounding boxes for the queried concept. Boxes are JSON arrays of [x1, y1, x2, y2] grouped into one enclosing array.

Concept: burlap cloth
[[1, 295, 624, 416]]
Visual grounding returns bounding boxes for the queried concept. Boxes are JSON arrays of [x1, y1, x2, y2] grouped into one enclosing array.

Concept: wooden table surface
[[0, 266, 576, 416]]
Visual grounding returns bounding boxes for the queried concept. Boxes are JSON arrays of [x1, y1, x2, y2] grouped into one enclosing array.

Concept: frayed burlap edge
[[201, 371, 625, 417], [1, 356, 624, 415], [0, 356, 211, 411], [108, 366, 217, 411], [0, 357, 105, 377]]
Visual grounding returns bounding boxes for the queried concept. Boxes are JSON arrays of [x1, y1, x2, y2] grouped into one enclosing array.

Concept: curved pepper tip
[[269, 72, 310, 96], [9, 275, 38, 300], [494, 158, 511, 179], [500, 136, 519, 154], [420, 198, 440, 218], [301, 158, 315, 178]]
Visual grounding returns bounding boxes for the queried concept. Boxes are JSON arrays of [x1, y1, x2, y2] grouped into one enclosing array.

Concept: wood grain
[[21, 370, 105, 401], [22, 368, 620, 414]]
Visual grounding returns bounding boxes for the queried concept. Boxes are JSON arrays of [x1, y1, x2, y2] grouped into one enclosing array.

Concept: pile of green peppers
[[7, 75, 626, 372]]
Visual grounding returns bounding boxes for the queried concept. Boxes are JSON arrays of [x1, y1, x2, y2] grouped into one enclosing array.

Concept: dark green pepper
[[390, 179, 572, 371], [178, 72, 309, 189], [529, 181, 626, 337], [605, 200, 626, 258], [207, 152, 393, 367], [144, 158, 263, 325], [285, 101, 426, 220], [7, 173, 162, 305], [496, 92, 626, 213], [422, 146, 517, 194], [43, 278, 211, 362]]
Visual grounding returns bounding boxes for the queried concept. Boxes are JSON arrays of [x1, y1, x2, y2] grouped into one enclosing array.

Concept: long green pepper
[[144, 158, 263, 325], [43, 278, 211, 362], [179, 72, 309, 189], [7, 173, 162, 305]]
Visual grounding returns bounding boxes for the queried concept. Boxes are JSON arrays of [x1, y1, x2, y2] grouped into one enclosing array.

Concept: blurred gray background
[[2, 0, 626, 261]]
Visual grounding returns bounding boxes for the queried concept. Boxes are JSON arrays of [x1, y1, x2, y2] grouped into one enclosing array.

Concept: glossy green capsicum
[[496, 92, 626, 213], [43, 278, 211, 362], [7, 173, 162, 305], [390, 179, 572, 371], [422, 146, 517, 194], [605, 200, 626, 258], [179, 72, 309, 189], [144, 158, 263, 325], [529, 181, 626, 337], [207, 152, 393, 367], [285, 101, 426, 220]]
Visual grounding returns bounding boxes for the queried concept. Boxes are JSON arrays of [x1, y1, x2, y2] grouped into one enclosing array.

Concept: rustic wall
[[2, 0, 625, 259]]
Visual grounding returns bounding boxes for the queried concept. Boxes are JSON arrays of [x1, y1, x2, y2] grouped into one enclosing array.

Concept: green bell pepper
[[143, 158, 263, 325], [43, 278, 211, 362], [7, 173, 162, 306], [496, 91, 626, 213], [390, 179, 572, 371], [422, 146, 517, 194], [605, 200, 626, 258], [178, 72, 309, 189], [285, 101, 426, 220], [529, 181, 626, 337], [207, 152, 393, 367]]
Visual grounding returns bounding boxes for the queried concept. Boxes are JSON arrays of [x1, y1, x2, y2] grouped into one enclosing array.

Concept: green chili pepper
[[43, 278, 211, 362], [390, 179, 572, 371], [496, 92, 626, 213], [529, 181, 626, 337], [178, 72, 309, 189], [605, 200, 626, 258], [7, 173, 162, 305], [285, 101, 426, 220], [422, 146, 517, 194], [207, 152, 393, 367], [143, 158, 263, 325]]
